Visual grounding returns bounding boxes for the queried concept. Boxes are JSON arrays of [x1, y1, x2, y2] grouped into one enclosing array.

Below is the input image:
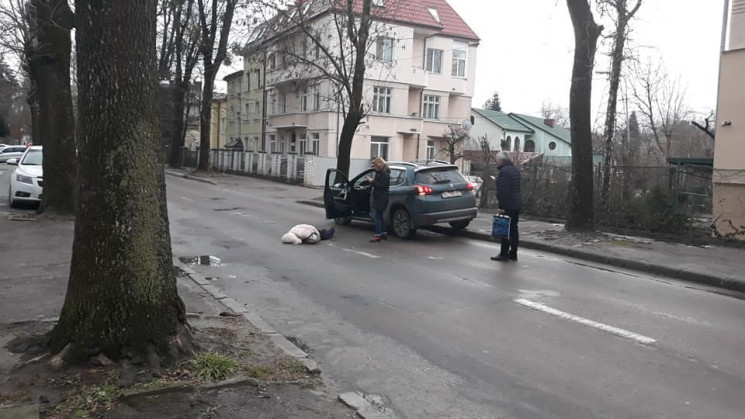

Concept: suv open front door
[[324, 169, 353, 219]]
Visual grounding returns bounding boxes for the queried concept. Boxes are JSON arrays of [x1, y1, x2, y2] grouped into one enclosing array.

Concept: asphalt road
[[3, 167, 745, 418]]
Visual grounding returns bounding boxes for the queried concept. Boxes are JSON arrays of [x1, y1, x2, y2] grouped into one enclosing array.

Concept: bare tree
[[631, 58, 689, 164], [437, 124, 471, 164], [196, 0, 238, 171], [51, 0, 191, 365], [253, 0, 402, 176], [691, 110, 715, 140], [540, 99, 569, 127], [599, 0, 642, 208], [566, 0, 602, 232], [28, 0, 77, 215]]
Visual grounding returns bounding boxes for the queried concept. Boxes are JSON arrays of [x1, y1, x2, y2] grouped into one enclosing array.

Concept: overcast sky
[[447, 0, 725, 120]]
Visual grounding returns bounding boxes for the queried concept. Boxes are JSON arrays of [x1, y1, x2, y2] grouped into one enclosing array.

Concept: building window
[[254, 69, 261, 89], [311, 133, 320, 155], [426, 140, 435, 160], [524, 139, 536, 152], [426, 48, 443, 74], [269, 53, 277, 70], [376, 37, 394, 63], [372, 86, 392, 114], [278, 93, 286, 114], [513, 137, 521, 152], [373, 0, 385, 6], [244, 103, 250, 119], [370, 136, 389, 160], [246, 73, 251, 91], [279, 135, 286, 153], [452, 41, 467, 78], [548, 141, 557, 151], [422, 95, 440, 120], [300, 88, 309, 112], [269, 93, 277, 115], [269, 135, 277, 153], [299, 136, 307, 155], [312, 87, 321, 111], [504, 135, 512, 151]]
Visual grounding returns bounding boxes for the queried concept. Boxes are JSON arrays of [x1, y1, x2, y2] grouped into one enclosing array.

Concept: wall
[[713, 46, 745, 240]]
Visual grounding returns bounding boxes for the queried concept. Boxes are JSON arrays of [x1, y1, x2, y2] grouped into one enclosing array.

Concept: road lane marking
[[181, 196, 194, 202], [342, 249, 381, 259], [514, 299, 657, 345]]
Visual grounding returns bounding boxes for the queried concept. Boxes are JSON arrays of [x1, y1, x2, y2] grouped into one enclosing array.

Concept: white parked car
[[0, 145, 27, 163], [8, 146, 43, 208]]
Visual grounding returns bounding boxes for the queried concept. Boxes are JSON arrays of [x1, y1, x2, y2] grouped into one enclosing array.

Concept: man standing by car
[[491, 151, 522, 261]]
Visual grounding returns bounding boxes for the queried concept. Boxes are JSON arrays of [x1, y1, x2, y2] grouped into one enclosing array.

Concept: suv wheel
[[449, 220, 471, 230], [392, 208, 415, 239], [334, 216, 352, 226]]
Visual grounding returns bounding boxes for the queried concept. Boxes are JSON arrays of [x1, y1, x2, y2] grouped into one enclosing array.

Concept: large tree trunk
[[31, 0, 77, 215], [566, 0, 601, 232], [168, 81, 189, 168], [335, 0, 372, 177], [50, 0, 188, 362], [197, 70, 217, 171]]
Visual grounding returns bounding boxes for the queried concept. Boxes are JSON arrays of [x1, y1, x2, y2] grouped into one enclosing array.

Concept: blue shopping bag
[[492, 214, 511, 239]]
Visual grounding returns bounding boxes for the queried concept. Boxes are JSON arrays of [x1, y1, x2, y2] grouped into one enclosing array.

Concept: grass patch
[[190, 351, 238, 381], [242, 364, 276, 381], [54, 383, 122, 417], [279, 359, 307, 375]]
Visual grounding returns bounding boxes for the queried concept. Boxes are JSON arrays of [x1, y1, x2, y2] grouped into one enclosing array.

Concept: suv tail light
[[466, 182, 474, 191], [414, 185, 434, 196]]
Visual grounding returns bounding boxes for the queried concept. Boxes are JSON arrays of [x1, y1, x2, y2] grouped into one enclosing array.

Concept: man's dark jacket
[[371, 169, 390, 211], [496, 161, 522, 211]]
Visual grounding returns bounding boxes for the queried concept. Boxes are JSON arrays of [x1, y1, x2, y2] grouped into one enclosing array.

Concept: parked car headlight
[[16, 174, 33, 184]]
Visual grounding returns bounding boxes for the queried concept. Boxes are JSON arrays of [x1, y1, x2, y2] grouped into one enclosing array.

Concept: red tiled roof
[[334, 0, 479, 41]]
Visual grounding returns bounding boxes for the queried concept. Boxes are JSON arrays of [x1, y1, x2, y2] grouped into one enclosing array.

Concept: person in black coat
[[491, 151, 522, 261], [365, 157, 390, 242]]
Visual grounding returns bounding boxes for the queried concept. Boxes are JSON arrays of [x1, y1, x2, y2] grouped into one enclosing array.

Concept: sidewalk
[[0, 215, 352, 418]]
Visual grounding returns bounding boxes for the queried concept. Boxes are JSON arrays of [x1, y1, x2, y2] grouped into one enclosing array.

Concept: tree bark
[[50, 0, 188, 361], [600, 0, 641, 208], [30, 0, 77, 215], [197, 70, 217, 170], [335, 0, 372, 176], [566, 0, 602, 232]]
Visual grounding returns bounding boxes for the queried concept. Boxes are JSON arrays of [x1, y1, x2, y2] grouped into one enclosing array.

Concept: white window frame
[[269, 93, 277, 115], [376, 37, 394, 63], [269, 134, 277, 153], [422, 95, 440, 120], [312, 87, 321, 111], [300, 88, 309, 112], [452, 41, 467, 78], [426, 48, 443, 74], [278, 93, 286, 114], [372, 86, 392, 114], [426, 140, 436, 160], [244, 103, 250, 120], [311, 133, 320, 155], [370, 136, 389, 160]]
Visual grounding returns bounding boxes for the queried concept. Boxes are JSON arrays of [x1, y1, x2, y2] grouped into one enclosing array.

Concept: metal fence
[[472, 162, 713, 234]]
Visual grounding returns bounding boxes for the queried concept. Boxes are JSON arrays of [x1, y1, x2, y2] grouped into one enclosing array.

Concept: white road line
[[342, 249, 381, 259], [181, 196, 194, 202], [514, 299, 657, 345]]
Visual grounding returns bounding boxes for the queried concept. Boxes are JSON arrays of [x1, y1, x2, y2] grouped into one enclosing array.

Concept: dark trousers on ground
[[500, 210, 520, 257]]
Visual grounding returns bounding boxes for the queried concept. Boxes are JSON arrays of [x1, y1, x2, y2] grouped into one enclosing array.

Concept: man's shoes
[[370, 236, 382, 242], [491, 254, 518, 262], [381, 234, 388, 240]]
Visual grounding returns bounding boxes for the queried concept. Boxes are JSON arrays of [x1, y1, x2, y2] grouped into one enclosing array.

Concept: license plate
[[441, 191, 462, 198]]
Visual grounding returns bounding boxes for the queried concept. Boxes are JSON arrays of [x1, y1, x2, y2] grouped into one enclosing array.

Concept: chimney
[[544, 118, 555, 128]]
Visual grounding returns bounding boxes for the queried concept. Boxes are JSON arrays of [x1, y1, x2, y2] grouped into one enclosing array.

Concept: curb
[[338, 392, 398, 419], [294, 200, 745, 293], [173, 258, 320, 374], [165, 170, 218, 185]]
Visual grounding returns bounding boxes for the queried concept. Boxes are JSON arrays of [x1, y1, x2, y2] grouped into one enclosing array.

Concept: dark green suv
[[324, 162, 478, 239]]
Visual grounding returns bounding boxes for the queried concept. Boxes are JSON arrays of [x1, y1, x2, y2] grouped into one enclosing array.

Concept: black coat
[[370, 169, 390, 211], [496, 162, 522, 211]]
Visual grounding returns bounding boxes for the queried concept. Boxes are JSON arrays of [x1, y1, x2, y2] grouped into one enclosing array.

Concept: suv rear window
[[415, 168, 466, 185]]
